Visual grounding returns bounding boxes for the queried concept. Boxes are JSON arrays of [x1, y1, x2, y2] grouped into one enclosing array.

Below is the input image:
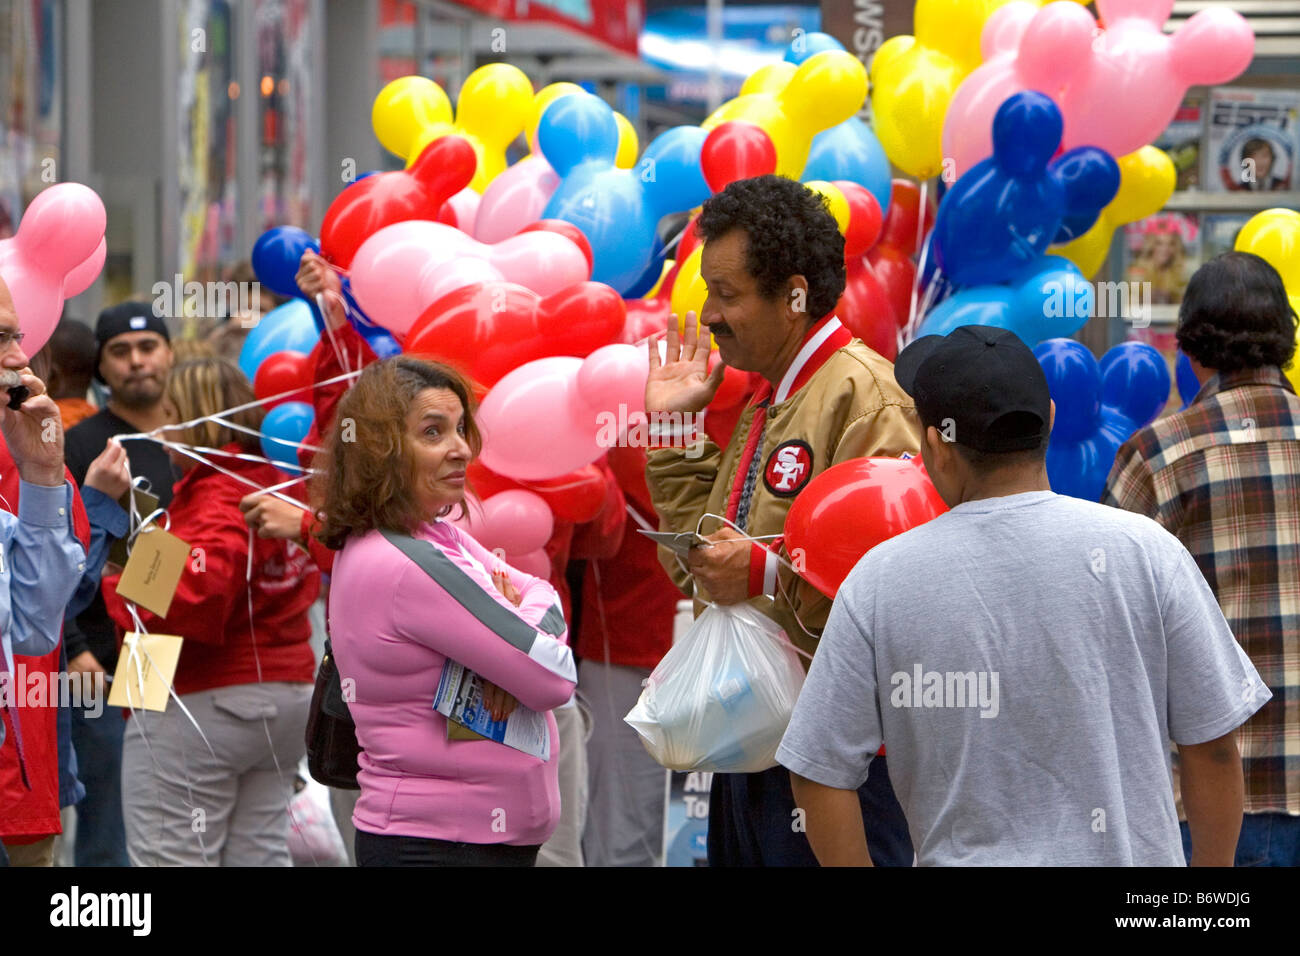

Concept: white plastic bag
[[288, 772, 350, 867], [625, 603, 806, 773]]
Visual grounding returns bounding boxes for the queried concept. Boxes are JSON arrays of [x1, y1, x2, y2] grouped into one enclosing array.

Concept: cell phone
[[6, 384, 29, 410]]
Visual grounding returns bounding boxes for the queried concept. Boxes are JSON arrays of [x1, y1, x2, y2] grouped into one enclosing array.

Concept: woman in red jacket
[[103, 358, 320, 866]]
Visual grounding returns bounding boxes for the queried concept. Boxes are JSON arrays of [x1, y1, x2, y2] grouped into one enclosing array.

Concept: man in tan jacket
[[644, 175, 921, 866]]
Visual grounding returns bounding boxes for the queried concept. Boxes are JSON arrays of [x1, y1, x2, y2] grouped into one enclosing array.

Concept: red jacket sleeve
[[102, 503, 247, 644], [299, 322, 380, 470], [570, 462, 627, 562]]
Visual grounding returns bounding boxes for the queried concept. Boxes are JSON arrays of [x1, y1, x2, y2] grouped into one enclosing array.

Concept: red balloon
[[709, 358, 752, 411], [467, 460, 608, 524], [877, 179, 936, 257], [838, 257, 899, 360], [253, 351, 312, 408], [834, 181, 883, 259], [677, 217, 701, 261], [517, 219, 594, 276], [701, 122, 778, 193], [319, 135, 475, 268], [867, 246, 918, 331], [405, 280, 625, 387], [784, 457, 948, 598], [620, 257, 682, 343]]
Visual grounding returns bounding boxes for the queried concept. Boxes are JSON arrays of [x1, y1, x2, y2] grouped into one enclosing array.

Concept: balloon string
[[904, 178, 933, 347]]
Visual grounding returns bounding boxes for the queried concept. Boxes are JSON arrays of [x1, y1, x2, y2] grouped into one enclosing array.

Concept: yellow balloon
[[527, 82, 584, 152], [703, 50, 867, 179], [741, 62, 796, 97], [371, 76, 452, 160], [870, 0, 1000, 179], [670, 246, 708, 325], [645, 258, 673, 300], [803, 181, 849, 234], [408, 63, 535, 193], [1052, 147, 1176, 279], [614, 111, 639, 170], [1235, 208, 1300, 292]]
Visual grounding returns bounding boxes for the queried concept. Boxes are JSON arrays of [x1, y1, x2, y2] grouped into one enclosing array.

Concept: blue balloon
[[622, 235, 668, 300], [1034, 339, 1170, 501], [1176, 351, 1200, 408], [260, 401, 314, 473], [932, 92, 1118, 287], [539, 93, 711, 293], [803, 118, 892, 216], [917, 256, 1093, 346], [252, 226, 318, 298], [1099, 341, 1171, 429], [238, 299, 320, 382], [785, 31, 844, 65]]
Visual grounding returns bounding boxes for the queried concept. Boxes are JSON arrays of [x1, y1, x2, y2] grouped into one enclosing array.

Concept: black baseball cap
[[893, 325, 1051, 453], [94, 301, 171, 383]]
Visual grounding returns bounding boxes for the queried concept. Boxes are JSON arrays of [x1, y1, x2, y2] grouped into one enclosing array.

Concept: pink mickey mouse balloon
[[473, 155, 561, 244], [0, 182, 107, 354], [64, 238, 108, 298]]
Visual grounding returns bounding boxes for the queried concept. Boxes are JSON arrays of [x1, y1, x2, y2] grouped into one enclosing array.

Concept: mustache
[[0, 370, 22, 388]]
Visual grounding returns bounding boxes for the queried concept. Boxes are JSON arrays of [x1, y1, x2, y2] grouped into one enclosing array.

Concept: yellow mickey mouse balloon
[[1052, 147, 1176, 279], [870, 0, 1009, 180], [1235, 208, 1300, 389], [802, 181, 849, 233], [371, 76, 453, 161], [528, 81, 639, 170], [703, 50, 867, 180], [406, 63, 534, 193]]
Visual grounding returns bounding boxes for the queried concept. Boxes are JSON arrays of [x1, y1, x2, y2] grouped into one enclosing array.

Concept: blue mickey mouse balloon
[[931, 91, 1120, 288], [803, 118, 892, 217], [1034, 338, 1169, 501], [238, 299, 320, 382], [1040, 335, 1175, 502], [252, 226, 318, 299], [1176, 350, 1201, 408], [261, 401, 315, 473], [539, 92, 711, 294]]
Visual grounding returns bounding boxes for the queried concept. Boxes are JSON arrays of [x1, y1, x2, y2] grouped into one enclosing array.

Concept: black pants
[[355, 829, 540, 867], [708, 758, 914, 866]]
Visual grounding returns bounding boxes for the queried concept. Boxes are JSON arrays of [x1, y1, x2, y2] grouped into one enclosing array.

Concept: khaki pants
[[536, 699, 591, 867], [121, 682, 311, 867], [1, 835, 55, 866]]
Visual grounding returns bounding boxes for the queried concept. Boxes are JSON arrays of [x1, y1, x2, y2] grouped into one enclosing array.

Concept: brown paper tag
[[108, 487, 161, 568], [114, 525, 190, 618], [107, 631, 184, 712], [447, 720, 490, 742]]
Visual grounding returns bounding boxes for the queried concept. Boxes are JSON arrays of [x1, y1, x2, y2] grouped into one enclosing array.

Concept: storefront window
[[177, 0, 238, 283], [255, 0, 312, 231], [0, 0, 61, 238]]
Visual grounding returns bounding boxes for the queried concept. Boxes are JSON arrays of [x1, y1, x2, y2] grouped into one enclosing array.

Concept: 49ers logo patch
[[763, 440, 814, 496]]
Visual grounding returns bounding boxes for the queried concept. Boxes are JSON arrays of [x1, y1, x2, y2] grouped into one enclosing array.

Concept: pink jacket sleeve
[[449, 525, 565, 639], [387, 536, 576, 713]]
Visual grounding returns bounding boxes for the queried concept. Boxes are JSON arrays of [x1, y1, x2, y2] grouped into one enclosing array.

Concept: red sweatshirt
[[103, 447, 319, 697]]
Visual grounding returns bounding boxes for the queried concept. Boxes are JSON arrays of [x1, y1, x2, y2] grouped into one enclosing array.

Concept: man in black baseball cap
[[63, 300, 176, 866], [890, 324, 1053, 506], [779, 323, 1264, 867]]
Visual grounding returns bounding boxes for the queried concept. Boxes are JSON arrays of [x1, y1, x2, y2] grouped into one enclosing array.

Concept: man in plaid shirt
[[1104, 251, 1299, 866]]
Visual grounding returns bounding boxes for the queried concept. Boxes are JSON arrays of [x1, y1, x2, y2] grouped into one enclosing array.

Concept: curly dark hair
[[1176, 252, 1297, 374], [695, 175, 845, 321], [312, 357, 482, 550]]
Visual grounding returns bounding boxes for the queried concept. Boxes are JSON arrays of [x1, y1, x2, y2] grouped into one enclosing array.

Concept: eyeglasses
[[0, 330, 26, 350]]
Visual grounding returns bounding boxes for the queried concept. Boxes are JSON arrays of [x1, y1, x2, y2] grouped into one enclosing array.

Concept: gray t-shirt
[[777, 491, 1269, 866]]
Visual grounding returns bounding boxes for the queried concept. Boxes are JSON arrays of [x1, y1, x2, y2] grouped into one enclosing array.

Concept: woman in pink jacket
[[315, 357, 577, 867]]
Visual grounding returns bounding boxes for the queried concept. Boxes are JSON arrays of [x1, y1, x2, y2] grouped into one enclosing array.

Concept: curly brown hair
[[313, 356, 482, 550]]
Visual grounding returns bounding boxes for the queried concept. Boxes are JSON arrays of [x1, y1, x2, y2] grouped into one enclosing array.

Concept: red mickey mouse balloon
[[869, 180, 937, 330], [405, 280, 625, 387], [832, 181, 898, 360], [784, 456, 948, 598], [701, 121, 778, 193], [320, 135, 476, 268], [253, 351, 312, 409]]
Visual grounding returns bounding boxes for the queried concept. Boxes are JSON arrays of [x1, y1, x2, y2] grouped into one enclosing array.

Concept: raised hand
[[0, 369, 64, 486], [645, 311, 726, 415]]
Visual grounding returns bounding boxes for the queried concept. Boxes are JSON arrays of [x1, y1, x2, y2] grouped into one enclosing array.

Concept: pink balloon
[[418, 256, 505, 306], [943, 0, 1254, 179], [576, 343, 648, 421], [445, 187, 481, 235], [508, 548, 553, 580], [350, 219, 591, 337], [477, 356, 604, 481], [478, 490, 556, 555], [0, 182, 106, 354], [63, 237, 107, 298], [474, 155, 560, 244]]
